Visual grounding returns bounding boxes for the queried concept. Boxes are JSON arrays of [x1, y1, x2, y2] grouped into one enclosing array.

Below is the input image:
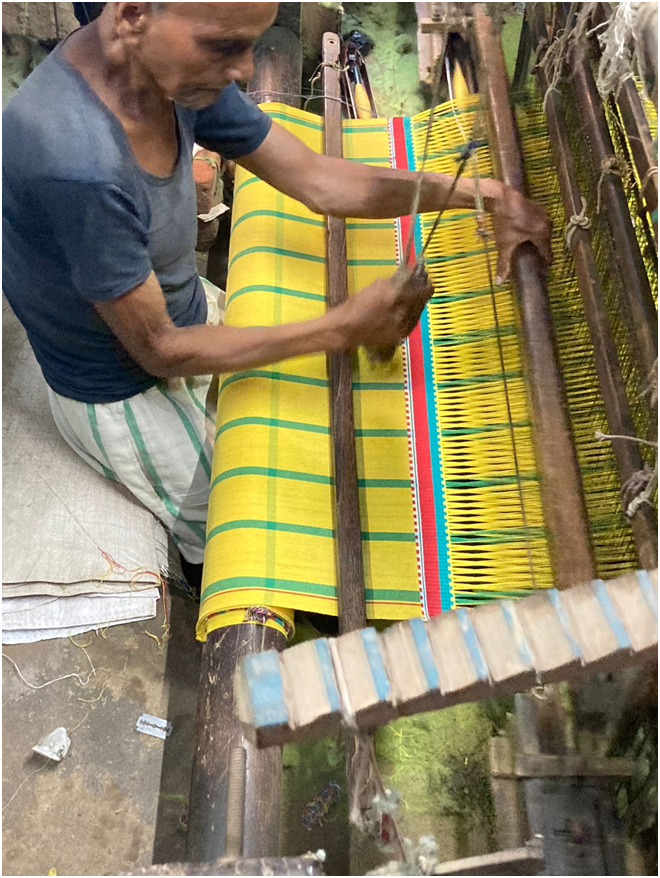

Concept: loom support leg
[[186, 624, 286, 863]]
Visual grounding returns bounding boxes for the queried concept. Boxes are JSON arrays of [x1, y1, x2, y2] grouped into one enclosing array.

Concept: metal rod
[[529, 5, 657, 571], [471, 5, 596, 589]]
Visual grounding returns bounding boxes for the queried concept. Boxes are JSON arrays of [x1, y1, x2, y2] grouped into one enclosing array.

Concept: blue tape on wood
[[456, 609, 489, 681], [594, 579, 631, 650], [361, 628, 390, 701], [314, 639, 341, 712], [244, 650, 289, 727], [547, 590, 582, 660], [636, 570, 658, 620], [409, 618, 440, 690], [500, 600, 533, 667]]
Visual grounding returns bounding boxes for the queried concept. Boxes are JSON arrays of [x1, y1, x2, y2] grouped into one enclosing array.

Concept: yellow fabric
[[196, 99, 556, 642]]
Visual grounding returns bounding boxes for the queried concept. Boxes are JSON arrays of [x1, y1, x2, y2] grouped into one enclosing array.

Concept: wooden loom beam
[[471, 5, 595, 589], [556, 6, 658, 383], [528, 5, 658, 571], [321, 33, 404, 873], [236, 568, 659, 744], [593, 2, 658, 236], [186, 31, 304, 864]]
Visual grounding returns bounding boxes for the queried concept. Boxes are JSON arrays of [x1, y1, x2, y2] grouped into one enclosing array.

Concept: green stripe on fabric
[[210, 466, 410, 491], [234, 176, 260, 198], [345, 221, 394, 230], [436, 371, 523, 389], [450, 527, 546, 544], [215, 417, 407, 441], [433, 325, 517, 346], [86, 403, 116, 480], [348, 156, 391, 164], [343, 124, 389, 133], [426, 247, 494, 264], [441, 420, 531, 436], [445, 475, 539, 488], [184, 380, 214, 424], [201, 576, 421, 604], [347, 258, 398, 266], [220, 371, 405, 394], [421, 211, 476, 225], [227, 284, 325, 306], [229, 246, 325, 270], [432, 288, 497, 304], [232, 209, 325, 231], [212, 466, 332, 490], [123, 400, 206, 541], [266, 111, 323, 131], [206, 520, 415, 543], [156, 385, 211, 480]]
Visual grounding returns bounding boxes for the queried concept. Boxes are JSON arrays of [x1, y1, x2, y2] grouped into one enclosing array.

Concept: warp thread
[[564, 196, 591, 248]]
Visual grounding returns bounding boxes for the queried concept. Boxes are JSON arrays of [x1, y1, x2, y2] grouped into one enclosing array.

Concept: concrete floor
[[2, 590, 201, 877]]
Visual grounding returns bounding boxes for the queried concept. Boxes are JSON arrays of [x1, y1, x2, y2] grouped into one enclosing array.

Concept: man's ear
[[113, 2, 152, 38]]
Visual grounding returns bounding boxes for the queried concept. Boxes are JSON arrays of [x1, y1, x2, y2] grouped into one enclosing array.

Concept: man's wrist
[[480, 178, 505, 212]]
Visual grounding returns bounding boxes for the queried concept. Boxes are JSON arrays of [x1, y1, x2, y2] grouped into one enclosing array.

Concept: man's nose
[[227, 49, 254, 85]]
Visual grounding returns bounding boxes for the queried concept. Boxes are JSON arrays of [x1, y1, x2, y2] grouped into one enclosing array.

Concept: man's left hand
[[490, 186, 553, 283]]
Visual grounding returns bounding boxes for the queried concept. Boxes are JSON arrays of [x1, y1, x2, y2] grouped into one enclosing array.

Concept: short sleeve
[[39, 179, 153, 303], [193, 82, 272, 159]]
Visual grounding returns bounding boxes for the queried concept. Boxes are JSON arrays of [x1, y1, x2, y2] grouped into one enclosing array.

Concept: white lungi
[[47, 280, 223, 563]]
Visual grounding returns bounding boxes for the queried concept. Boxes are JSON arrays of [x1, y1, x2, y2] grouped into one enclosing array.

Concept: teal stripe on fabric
[[456, 609, 489, 681], [243, 651, 289, 727], [433, 325, 517, 346], [206, 519, 415, 544], [315, 640, 341, 712], [347, 258, 398, 266], [427, 247, 495, 264], [442, 421, 531, 437], [343, 124, 389, 133], [201, 576, 421, 603], [156, 385, 211, 480], [212, 466, 332, 489], [123, 401, 206, 541], [636, 570, 658, 619], [230, 246, 325, 269], [409, 618, 440, 690], [266, 111, 323, 130], [348, 156, 391, 164], [234, 176, 260, 198], [216, 416, 407, 441], [184, 381, 214, 424], [232, 209, 325, 231], [437, 371, 523, 389], [445, 475, 538, 488], [361, 628, 390, 700], [346, 221, 394, 230], [500, 601, 533, 667], [220, 371, 405, 394], [227, 284, 325, 306], [217, 416, 329, 439], [86, 403, 116, 480], [593, 579, 631, 649], [210, 466, 409, 490], [547, 590, 582, 659]]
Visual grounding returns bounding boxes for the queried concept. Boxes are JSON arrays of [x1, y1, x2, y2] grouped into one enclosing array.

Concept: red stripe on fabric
[[390, 116, 443, 616]]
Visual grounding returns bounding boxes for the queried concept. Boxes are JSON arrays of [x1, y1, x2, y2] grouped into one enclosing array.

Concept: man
[[2, 2, 551, 580]]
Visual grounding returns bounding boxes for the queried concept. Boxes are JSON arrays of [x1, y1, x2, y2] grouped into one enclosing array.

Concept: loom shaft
[[472, 5, 596, 589]]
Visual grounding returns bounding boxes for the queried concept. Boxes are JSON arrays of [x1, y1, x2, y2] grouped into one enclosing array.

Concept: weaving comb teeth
[[366, 263, 433, 364]]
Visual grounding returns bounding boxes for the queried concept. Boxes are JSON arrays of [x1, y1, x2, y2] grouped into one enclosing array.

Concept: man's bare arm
[[238, 122, 552, 280], [94, 272, 430, 379]]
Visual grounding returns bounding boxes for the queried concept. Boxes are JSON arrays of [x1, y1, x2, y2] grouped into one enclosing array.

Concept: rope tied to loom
[[596, 155, 629, 212], [564, 196, 591, 248]]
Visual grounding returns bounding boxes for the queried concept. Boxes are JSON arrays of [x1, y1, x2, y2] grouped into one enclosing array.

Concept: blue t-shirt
[[2, 40, 271, 403]]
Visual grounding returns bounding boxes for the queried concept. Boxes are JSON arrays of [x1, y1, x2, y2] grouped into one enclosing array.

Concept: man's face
[[123, 2, 278, 108]]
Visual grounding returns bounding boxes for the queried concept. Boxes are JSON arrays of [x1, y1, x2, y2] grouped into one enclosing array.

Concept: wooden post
[[528, 5, 657, 571], [471, 5, 595, 589], [187, 31, 303, 863], [322, 33, 404, 873], [557, 7, 658, 383], [592, 3, 657, 234], [186, 625, 286, 862]]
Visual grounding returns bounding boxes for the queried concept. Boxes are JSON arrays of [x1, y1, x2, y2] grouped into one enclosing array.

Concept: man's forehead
[[164, 2, 278, 35]]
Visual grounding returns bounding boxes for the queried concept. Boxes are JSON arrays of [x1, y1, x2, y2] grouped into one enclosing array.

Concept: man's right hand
[[335, 271, 434, 351]]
